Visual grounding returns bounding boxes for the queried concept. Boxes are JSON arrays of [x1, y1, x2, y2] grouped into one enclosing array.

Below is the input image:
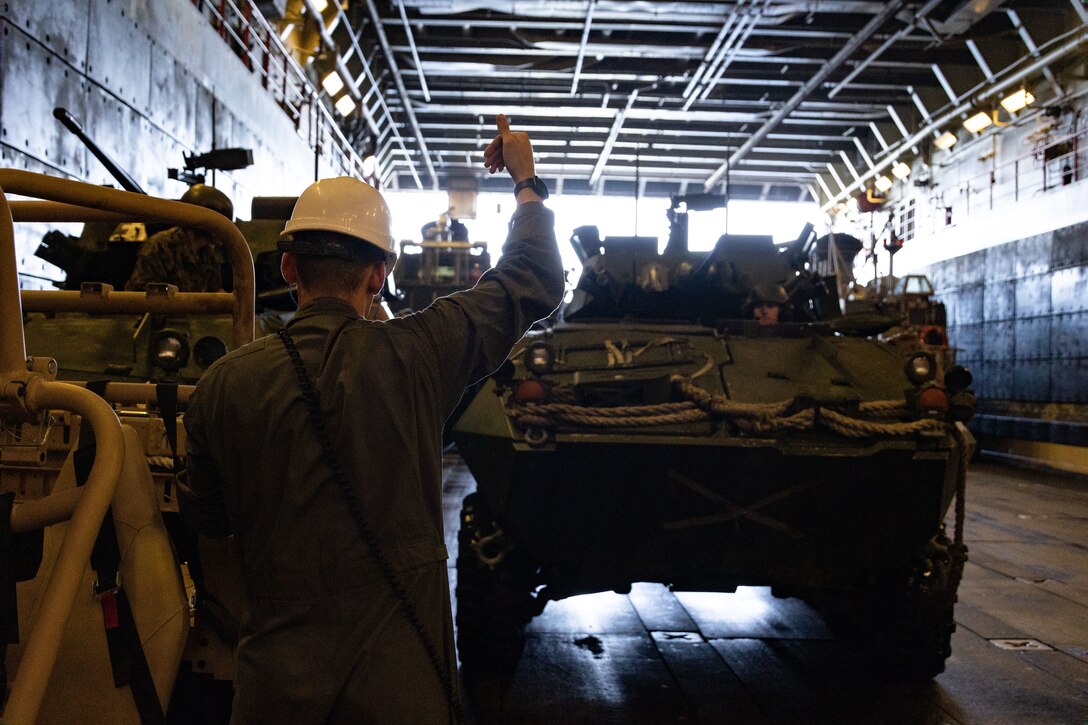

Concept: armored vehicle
[[2, 170, 253, 724], [452, 195, 975, 682]]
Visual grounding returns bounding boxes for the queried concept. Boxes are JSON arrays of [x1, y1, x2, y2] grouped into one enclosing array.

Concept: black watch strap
[[513, 176, 549, 200]]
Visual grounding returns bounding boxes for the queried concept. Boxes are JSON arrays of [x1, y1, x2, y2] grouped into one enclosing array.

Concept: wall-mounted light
[[362, 154, 378, 178], [963, 111, 993, 133], [934, 131, 958, 150], [321, 71, 344, 96], [334, 94, 356, 116], [874, 175, 894, 192], [311, 0, 329, 13], [1000, 88, 1035, 114], [892, 161, 911, 180]]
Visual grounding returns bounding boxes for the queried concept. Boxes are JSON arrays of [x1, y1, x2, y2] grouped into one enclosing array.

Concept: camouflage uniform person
[[126, 184, 233, 292]]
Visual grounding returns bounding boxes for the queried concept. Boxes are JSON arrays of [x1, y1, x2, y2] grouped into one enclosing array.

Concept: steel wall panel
[[953, 248, 987, 286], [986, 360, 1014, 399], [1051, 221, 1088, 268], [5, 0, 90, 72], [86, 0, 151, 112], [926, 257, 954, 293], [148, 40, 198, 146], [948, 321, 983, 361], [967, 361, 990, 397], [1, 24, 88, 177], [1014, 274, 1052, 318], [947, 284, 983, 326], [1013, 317, 1050, 361], [1051, 266, 1088, 314], [1015, 232, 1053, 278], [983, 238, 1017, 283], [83, 85, 151, 188], [193, 84, 214, 159], [1011, 358, 1051, 401], [1050, 358, 1088, 404], [982, 319, 1015, 360], [1051, 310, 1088, 361], [983, 280, 1015, 321]]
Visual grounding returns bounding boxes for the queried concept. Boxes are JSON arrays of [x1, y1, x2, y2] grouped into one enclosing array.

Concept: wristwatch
[[513, 176, 549, 200]]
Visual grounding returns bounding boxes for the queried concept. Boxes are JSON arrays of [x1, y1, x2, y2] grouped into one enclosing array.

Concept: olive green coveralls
[[179, 202, 562, 723]]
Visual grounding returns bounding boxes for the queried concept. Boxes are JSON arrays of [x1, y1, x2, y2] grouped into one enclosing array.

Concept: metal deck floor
[[441, 458, 1088, 724]]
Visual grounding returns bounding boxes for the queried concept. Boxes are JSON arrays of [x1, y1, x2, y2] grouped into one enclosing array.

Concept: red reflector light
[[514, 379, 548, 404], [920, 325, 947, 347], [917, 386, 949, 412]]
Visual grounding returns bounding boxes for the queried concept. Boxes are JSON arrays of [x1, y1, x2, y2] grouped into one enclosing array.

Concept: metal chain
[[276, 329, 465, 724]]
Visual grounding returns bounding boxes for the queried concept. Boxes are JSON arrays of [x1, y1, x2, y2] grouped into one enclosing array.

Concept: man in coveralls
[[178, 115, 563, 723]]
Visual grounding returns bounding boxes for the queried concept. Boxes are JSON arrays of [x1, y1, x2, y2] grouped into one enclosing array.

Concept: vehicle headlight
[[193, 336, 228, 369], [152, 330, 190, 371], [525, 342, 555, 376], [904, 351, 936, 385]]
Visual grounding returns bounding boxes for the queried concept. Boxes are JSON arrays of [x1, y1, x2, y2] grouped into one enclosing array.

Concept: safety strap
[[155, 382, 179, 503], [277, 328, 466, 724], [0, 492, 43, 644], [76, 381, 165, 724]]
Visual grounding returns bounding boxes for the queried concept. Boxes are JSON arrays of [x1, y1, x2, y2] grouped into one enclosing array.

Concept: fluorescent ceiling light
[[321, 71, 344, 96], [963, 112, 992, 133], [1000, 89, 1035, 114], [311, 0, 329, 13], [874, 175, 893, 192], [935, 131, 958, 150], [892, 161, 911, 180], [334, 94, 356, 116]]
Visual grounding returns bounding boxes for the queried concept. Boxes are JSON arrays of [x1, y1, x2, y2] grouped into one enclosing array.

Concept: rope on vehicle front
[[507, 374, 947, 439]]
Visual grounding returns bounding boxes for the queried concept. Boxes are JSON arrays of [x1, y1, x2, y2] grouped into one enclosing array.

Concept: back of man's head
[[289, 230, 386, 296]]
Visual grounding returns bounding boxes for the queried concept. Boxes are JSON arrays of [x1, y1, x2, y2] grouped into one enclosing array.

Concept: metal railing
[[945, 125, 1086, 222], [190, 0, 372, 180]]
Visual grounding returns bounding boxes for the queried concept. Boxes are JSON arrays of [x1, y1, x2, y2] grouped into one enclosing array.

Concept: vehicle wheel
[[808, 532, 963, 684], [455, 493, 539, 675]]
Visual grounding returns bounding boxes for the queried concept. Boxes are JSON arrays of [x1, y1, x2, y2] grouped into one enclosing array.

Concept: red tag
[[101, 591, 120, 630]]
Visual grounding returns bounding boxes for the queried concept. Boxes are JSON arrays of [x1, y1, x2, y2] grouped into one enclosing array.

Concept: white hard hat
[[279, 177, 396, 266]]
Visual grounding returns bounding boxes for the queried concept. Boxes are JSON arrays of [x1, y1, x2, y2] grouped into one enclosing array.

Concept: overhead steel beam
[[838, 150, 862, 183], [1072, 0, 1088, 24], [364, 0, 439, 189], [965, 39, 994, 81], [1006, 8, 1063, 97], [396, 0, 431, 102], [852, 136, 875, 170], [931, 64, 958, 104], [908, 87, 932, 122], [822, 28, 1088, 209], [570, 0, 598, 96], [869, 121, 890, 150], [302, 0, 422, 188], [696, 0, 769, 103], [681, 2, 745, 99], [589, 90, 639, 187], [826, 0, 943, 99], [825, 163, 848, 193], [705, 0, 907, 190]]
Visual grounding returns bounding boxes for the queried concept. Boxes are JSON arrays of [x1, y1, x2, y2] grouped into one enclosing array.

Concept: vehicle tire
[[455, 493, 539, 675], [808, 532, 962, 684]]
